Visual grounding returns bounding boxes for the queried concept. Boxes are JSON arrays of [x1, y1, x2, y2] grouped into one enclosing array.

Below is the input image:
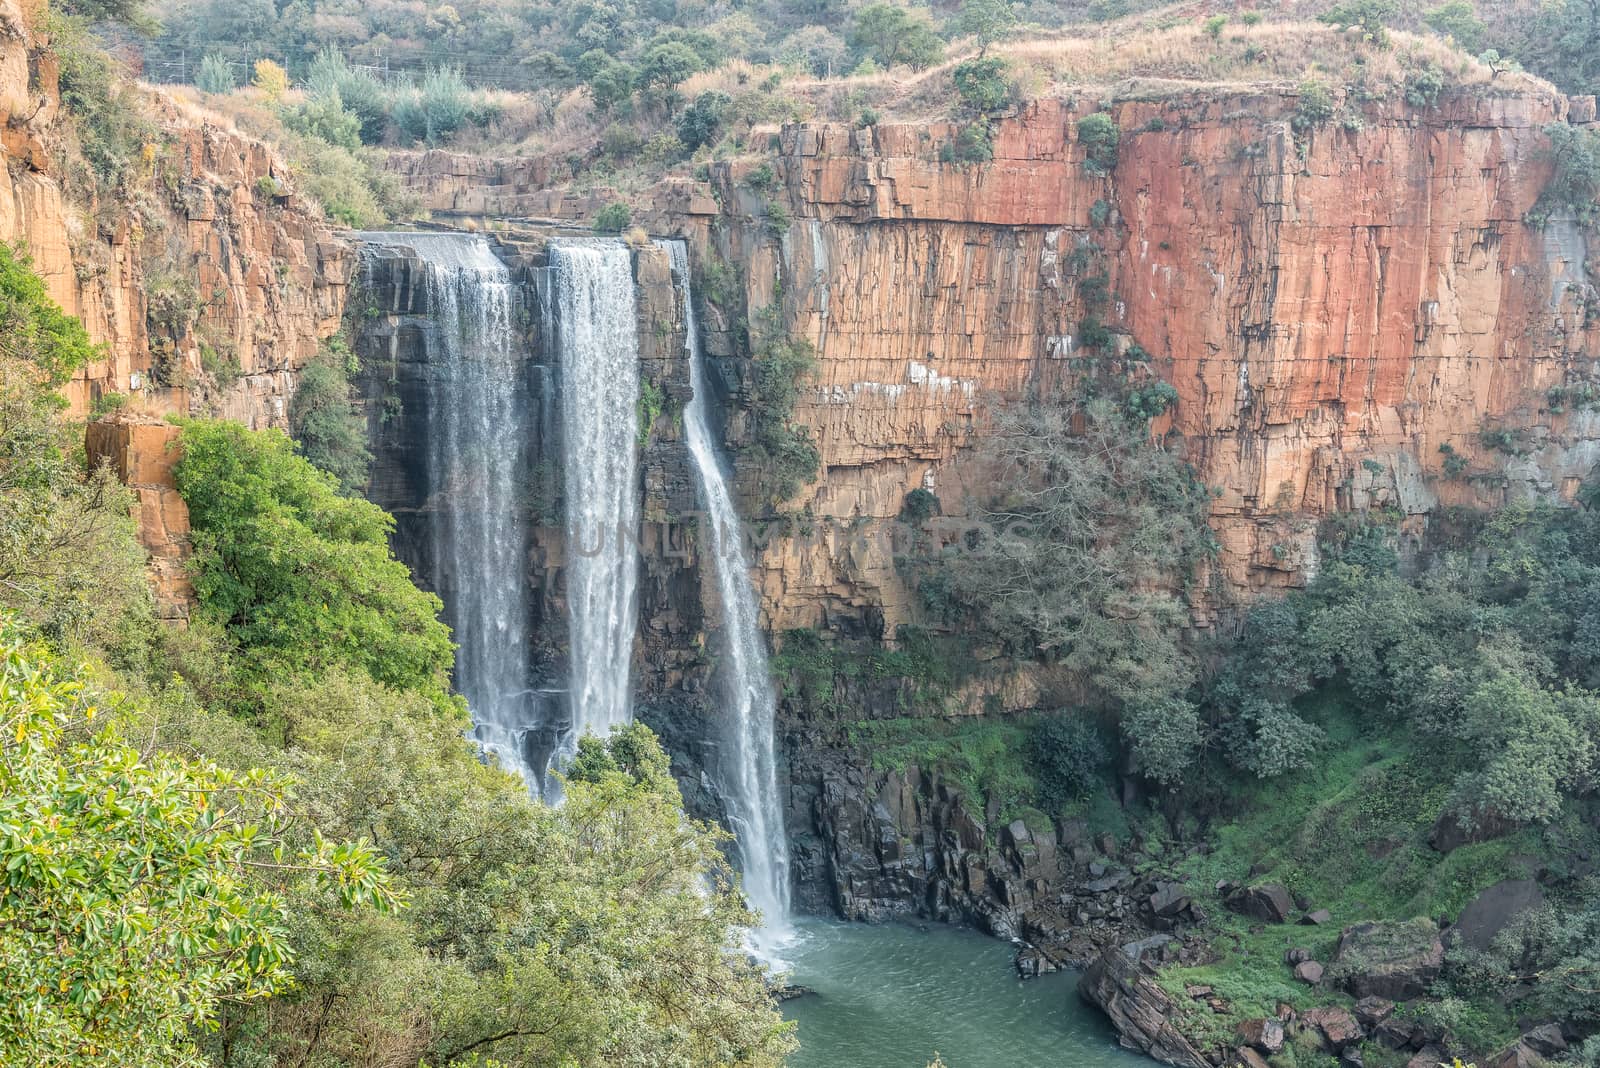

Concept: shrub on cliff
[[1076, 111, 1119, 173], [594, 201, 633, 232], [744, 324, 821, 504], [952, 57, 1011, 114], [1529, 124, 1600, 229], [289, 341, 372, 493]]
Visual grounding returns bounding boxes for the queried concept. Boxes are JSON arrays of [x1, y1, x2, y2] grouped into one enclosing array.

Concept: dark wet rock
[[1332, 920, 1445, 1001], [1237, 1017, 1285, 1053], [1431, 807, 1517, 853], [1078, 943, 1211, 1068], [1226, 883, 1296, 924], [1450, 879, 1545, 953], [775, 984, 815, 1001]]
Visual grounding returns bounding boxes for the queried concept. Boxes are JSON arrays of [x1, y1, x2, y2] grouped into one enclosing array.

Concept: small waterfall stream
[[549, 239, 643, 754], [663, 240, 793, 954]]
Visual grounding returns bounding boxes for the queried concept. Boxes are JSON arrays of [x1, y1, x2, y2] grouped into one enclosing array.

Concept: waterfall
[[662, 239, 793, 954], [550, 239, 642, 753], [368, 233, 550, 790]]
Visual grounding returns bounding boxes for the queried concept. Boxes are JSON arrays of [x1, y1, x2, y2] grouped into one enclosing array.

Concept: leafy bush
[[744, 330, 821, 504], [1529, 124, 1600, 229], [0, 243, 104, 385], [0, 627, 397, 1067], [1318, 0, 1397, 47], [1293, 79, 1336, 131], [1203, 14, 1226, 39], [1423, 0, 1485, 52], [677, 90, 729, 151], [175, 420, 454, 703], [1077, 111, 1120, 173], [52, 17, 159, 201], [1031, 715, 1112, 808], [1404, 62, 1446, 108], [284, 87, 362, 149], [593, 201, 632, 232], [305, 48, 387, 144], [252, 58, 288, 99], [289, 342, 371, 493], [900, 487, 941, 523], [940, 122, 994, 163], [952, 56, 1010, 114]]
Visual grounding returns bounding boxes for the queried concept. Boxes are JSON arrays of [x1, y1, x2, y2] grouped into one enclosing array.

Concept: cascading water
[[364, 233, 554, 791], [549, 240, 643, 753], [662, 239, 793, 956]]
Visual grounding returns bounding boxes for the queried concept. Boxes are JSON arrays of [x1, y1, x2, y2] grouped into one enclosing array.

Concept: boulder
[[1226, 883, 1296, 924], [1236, 1049, 1270, 1068], [1374, 1014, 1425, 1051], [1078, 944, 1211, 1068], [1521, 1023, 1567, 1056], [1486, 1040, 1552, 1068], [1407, 1045, 1447, 1068], [1237, 1017, 1285, 1053], [1332, 919, 1445, 1000], [1450, 879, 1545, 953], [1294, 960, 1325, 984], [1303, 1006, 1363, 1051], [1149, 882, 1190, 918], [1302, 908, 1333, 925], [1340, 1048, 1365, 1068], [1353, 996, 1395, 1028], [1285, 947, 1312, 965]]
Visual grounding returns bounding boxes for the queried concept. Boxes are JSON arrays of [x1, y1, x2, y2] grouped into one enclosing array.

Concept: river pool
[[780, 918, 1154, 1068]]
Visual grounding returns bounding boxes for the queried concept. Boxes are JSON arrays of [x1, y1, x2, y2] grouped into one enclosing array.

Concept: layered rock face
[[0, 0, 349, 425], [694, 89, 1600, 631]]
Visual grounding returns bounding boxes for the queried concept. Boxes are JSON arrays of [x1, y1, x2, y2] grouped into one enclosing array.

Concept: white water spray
[[550, 239, 642, 753], [662, 239, 793, 957], [364, 233, 553, 790]]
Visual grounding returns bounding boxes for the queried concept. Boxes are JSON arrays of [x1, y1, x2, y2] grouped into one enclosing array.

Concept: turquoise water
[[780, 919, 1154, 1068]]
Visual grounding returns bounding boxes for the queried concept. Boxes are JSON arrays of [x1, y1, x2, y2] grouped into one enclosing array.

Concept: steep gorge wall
[[0, 0, 349, 425], [697, 88, 1600, 637]]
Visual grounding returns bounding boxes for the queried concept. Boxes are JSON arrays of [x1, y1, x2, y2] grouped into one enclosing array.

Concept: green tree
[[174, 420, 454, 702], [194, 53, 236, 94], [848, 4, 945, 70], [638, 40, 703, 91], [1423, 0, 1486, 52], [288, 342, 371, 493], [391, 67, 471, 146], [579, 49, 637, 113], [305, 48, 387, 144], [949, 0, 1017, 55], [0, 625, 397, 1067], [1317, 0, 1398, 47]]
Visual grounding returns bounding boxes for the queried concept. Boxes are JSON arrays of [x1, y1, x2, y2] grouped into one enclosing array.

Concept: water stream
[[663, 239, 794, 957], [783, 920, 1151, 1068], [549, 239, 642, 757]]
